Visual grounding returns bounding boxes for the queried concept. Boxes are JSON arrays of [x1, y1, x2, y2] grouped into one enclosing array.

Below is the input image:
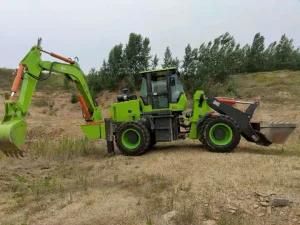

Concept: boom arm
[[11, 46, 102, 121], [0, 44, 104, 157]]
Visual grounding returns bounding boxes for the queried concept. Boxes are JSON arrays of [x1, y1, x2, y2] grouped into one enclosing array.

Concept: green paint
[[80, 123, 106, 140], [208, 123, 233, 146], [121, 128, 141, 151], [0, 45, 104, 154], [40, 61, 102, 121], [0, 119, 27, 148], [110, 100, 141, 122], [169, 93, 188, 111], [189, 90, 212, 139]]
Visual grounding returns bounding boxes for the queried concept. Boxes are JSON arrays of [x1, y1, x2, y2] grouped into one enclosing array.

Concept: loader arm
[[0, 45, 104, 157]]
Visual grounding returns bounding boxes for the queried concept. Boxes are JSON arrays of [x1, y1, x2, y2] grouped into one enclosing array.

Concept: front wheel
[[203, 116, 241, 153], [115, 122, 150, 156]]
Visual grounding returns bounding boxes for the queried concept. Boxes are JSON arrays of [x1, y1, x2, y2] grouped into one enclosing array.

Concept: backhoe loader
[[0, 40, 296, 157]]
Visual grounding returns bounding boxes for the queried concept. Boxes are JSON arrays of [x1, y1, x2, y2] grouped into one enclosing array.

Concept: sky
[[0, 0, 300, 73]]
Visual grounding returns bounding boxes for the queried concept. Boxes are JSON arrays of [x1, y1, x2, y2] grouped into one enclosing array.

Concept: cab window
[[140, 77, 148, 104], [170, 74, 184, 103]]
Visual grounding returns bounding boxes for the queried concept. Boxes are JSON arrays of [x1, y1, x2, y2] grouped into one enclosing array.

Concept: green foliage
[[87, 32, 300, 96], [151, 54, 159, 69], [162, 46, 179, 68], [87, 33, 152, 92], [181, 33, 300, 94], [108, 44, 124, 78], [247, 33, 265, 72], [275, 34, 297, 69]]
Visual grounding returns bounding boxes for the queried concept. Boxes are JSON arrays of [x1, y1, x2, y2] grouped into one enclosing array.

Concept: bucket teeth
[[0, 119, 27, 158], [2, 149, 24, 158], [1, 149, 24, 158], [0, 142, 24, 158]]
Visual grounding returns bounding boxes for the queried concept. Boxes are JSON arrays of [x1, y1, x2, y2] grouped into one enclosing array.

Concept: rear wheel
[[116, 122, 150, 156], [203, 116, 240, 153]]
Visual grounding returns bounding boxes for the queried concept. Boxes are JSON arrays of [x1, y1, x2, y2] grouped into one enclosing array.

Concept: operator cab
[[139, 68, 188, 142], [140, 68, 186, 110]]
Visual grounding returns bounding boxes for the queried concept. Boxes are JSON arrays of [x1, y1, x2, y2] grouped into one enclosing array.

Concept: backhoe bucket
[[258, 123, 296, 145], [0, 119, 27, 157]]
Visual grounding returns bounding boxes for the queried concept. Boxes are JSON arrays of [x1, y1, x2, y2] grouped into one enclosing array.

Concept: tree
[[264, 41, 277, 71], [275, 34, 295, 69], [294, 48, 300, 69], [122, 33, 152, 87], [124, 33, 143, 75], [162, 47, 179, 68], [151, 54, 159, 69], [182, 44, 193, 74], [247, 33, 265, 72], [141, 37, 151, 70], [182, 44, 198, 79], [107, 44, 124, 77], [124, 33, 151, 74], [87, 32, 300, 96]]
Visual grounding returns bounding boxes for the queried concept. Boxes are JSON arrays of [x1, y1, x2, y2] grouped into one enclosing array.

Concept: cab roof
[[140, 67, 178, 77]]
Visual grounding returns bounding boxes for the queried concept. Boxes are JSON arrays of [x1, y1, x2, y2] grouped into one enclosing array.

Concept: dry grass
[[233, 70, 300, 103], [1, 142, 299, 225], [217, 212, 253, 225], [27, 138, 104, 160]]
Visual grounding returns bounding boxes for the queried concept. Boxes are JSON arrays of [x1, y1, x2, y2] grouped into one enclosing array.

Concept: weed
[[29, 176, 57, 200], [173, 203, 198, 225], [76, 175, 89, 191], [9, 175, 28, 205], [203, 204, 214, 220], [217, 212, 252, 225], [27, 137, 103, 160], [146, 216, 153, 225]]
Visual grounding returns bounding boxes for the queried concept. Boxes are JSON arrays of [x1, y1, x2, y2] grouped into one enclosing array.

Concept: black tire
[[203, 116, 241, 153], [115, 121, 151, 156], [198, 118, 214, 146]]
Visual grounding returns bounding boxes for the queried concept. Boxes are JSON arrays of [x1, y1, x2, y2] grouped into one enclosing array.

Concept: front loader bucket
[[0, 119, 27, 157], [258, 123, 296, 145]]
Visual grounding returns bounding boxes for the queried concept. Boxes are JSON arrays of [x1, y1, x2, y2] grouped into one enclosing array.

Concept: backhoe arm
[[39, 61, 102, 121], [0, 44, 104, 157]]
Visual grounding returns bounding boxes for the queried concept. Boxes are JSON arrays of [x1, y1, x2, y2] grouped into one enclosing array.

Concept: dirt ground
[[0, 71, 300, 225]]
